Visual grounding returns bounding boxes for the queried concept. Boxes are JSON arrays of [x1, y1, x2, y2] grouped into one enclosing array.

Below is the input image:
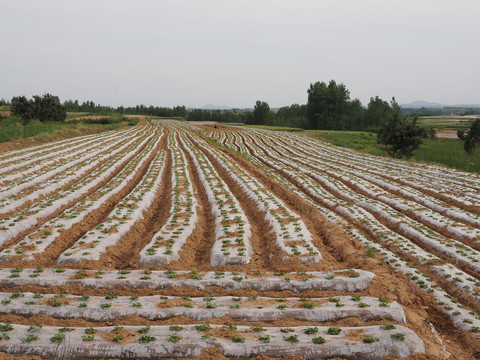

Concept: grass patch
[[308, 131, 480, 173], [418, 117, 474, 130], [0, 117, 122, 143], [308, 131, 385, 155], [412, 139, 480, 173], [220, 122, 245, 126], [127, 117, 140, 126]]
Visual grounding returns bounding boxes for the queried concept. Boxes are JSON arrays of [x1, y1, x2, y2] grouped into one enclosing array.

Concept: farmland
[[0, 119, 479, 359]]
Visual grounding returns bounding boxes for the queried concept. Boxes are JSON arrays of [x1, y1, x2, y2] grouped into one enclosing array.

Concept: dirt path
[[170, 132, 217, 271]]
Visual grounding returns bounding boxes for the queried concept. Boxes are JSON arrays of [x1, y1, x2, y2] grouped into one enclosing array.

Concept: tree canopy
[[377, 98, 422, 158], [306, 80, 350, 130], [253, 100, 271, 125], [365, 96, 392, 130], [11, 94, 66, 123]]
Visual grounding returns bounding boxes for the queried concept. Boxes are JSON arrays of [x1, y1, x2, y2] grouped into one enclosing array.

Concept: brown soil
[[2, 123, 480, 360], [169, 132, 218, 271], [98, 327, 139, 344], [186, 133, 337, 273], [98, 127, 173, 269]]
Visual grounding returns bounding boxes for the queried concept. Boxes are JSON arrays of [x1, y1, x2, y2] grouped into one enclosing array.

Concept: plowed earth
[[0, 120, 479, 359]]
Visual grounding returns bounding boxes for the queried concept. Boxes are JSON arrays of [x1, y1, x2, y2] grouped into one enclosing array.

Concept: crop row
[[179, 130, 253, 265], [0, 127, 135, 183], [57, 146, 166, 264], [192, 130, 321, 263], [0, 292, 406, 322], [210, 127, 480, 332], [0, 130, 161, 263], [0, 268, 374, 292], [0, 128, 158, 247], [139, 129, 198, 265], [0, 127, 148, 215], [0, 323, 423, 360], [0, 127, 134, 171]]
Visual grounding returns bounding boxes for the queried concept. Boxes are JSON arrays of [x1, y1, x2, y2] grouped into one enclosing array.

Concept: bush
[[128, 117, 140, 126], [377, 98, 422, 158], [464, 118, 480, 154], [11, 94, 66, 123]]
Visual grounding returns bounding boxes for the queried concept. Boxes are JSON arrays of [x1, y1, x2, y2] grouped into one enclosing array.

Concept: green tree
[[365, 96, 392, 130], [11, 96, 35, 123], [306, 80, 350, 130], [344, 98, 365, 130], [377, 98, 422, 158], [241, 110, 254, 125], [33, 94, 66, 122], [172, 105, 187, 118], [464, 118, 480, 154], [253, 100, 270, 125], [0, 114, 6, 130], [12, 94, 66, 123], [275, 104, 308, 128]]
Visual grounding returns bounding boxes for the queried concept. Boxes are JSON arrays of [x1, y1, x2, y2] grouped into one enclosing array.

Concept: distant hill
[[400, 101, 443, 109], [401, 100, 480, 109]]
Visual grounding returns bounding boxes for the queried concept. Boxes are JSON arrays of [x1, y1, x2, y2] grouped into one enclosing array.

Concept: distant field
[[418, 115, 476, 130]]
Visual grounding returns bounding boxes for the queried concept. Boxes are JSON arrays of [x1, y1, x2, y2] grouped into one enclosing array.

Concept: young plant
[[390, 333, 406, 341], [305, 327, 319, 335], [312, 336, 326, 344], [258, 334, 270, 343], [137, 325, 150, 334], [362, 335, 379, 343], [283, 334, 299, 343], [195, 324, 212, 332], [327, 327, 342, 335], [139, 335, 157, 343]]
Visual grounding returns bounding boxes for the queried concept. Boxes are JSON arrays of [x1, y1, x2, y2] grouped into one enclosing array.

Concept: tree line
[[248, 80, 399, 131], [5, 84, 479, 158]]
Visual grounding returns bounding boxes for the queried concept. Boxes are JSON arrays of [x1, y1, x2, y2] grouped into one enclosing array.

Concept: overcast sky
[[1, 0, 479, 108]]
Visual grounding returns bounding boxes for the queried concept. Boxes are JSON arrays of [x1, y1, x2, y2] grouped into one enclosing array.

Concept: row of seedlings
[[0, 323, 424, 359], [178, 130, 253, 266], [0, 128, 157, 246], [0, 126, 135, 171], [291, 132, 480, 206], [231, 130, 480, 332], [0, 130, 162, 262], [280, 133, 480, 236], [139, 129, 198, 265], [193, 130, 321, 263], [0, 268, 375, 292], [0, 292, 407, 323], [0, 127, 149, 215], [256, 133, 480, 274], [57, 138, 166, 264], [0, 127, 136, 183]]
